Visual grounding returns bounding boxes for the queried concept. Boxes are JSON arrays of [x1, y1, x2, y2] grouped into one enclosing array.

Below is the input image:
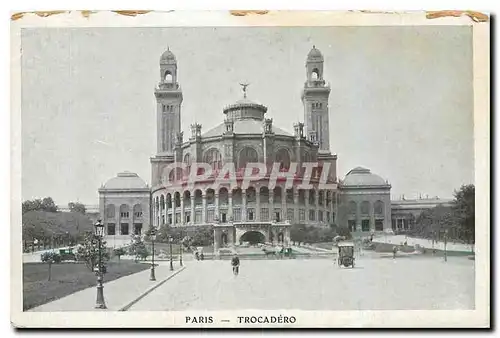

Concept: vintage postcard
[[11, 10, 490, 328]]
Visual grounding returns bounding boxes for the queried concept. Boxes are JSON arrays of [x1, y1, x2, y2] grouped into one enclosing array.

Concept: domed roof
[[160, 48, 176, 64], [103, 172, 148, 190], [342, 167, 389, 187], [307, 46, 324, 62]]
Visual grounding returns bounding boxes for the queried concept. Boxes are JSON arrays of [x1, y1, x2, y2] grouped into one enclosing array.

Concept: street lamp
[[169, 236, 174, 271], [444, 229, 448, 262], [150, 227, 157, 281], [179, 235, 183, 267], [94, 220, 107, 309]]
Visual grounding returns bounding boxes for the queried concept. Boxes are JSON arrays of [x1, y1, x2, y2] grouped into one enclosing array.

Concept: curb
[[118, 266, 186, 311]]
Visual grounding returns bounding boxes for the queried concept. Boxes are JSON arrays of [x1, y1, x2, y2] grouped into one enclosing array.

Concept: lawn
[[23, 261, 150, 310]]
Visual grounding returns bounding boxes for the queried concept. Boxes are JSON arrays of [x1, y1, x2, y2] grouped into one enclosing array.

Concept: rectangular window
[[107, 223, 115, 236], [168, 214, 172, 225], [287, 208, 294, 222], [375, 219, 384, 231], [162, 215, 165, 225], [175, 213, 180, 223], [397, 219, 403, 229], [134, 211, 143, 218], [403, 219, 408, 230], [348, 220, 356, 232], [392, 219, 396, 230], [274, 210, 281, 222], [260, 208, 269, 221], [299, 209, 305, 221], [309, 210, 315, 221], [207, 209, 214, 222], [120, 223, 129, 235], [195, 211, 202, 223], [134, 223, 142, 235], [233, 208, 241, 221], [326, 212, 330, 222], [120, 212, 129, 218], [247, 208, 255, 221], [318, 210, 323, 222], [185, 212, 190, 223], [362, 219, 370, 232]]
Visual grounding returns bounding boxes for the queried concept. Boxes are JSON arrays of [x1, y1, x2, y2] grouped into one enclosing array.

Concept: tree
[[75, 232, 109, 271], [453, 184, 475, 244], [290, 224, 306, 245], [336, 225, 352, 240], [40, 251, 61, 281], [42, 197, 58, 212], [113, 247, 126, 261], [68, 202, 86, 214], [22, 197, 58, 214], [128, 235, 149, 262]]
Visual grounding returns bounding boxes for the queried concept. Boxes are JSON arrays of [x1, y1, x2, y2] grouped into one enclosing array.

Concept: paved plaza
[[128, 256, 475, 311]]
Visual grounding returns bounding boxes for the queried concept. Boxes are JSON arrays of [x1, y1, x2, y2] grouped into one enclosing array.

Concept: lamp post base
[[95, 285, 107, 309], [170, 260, 174, 271], [150, 266, 156, 281]]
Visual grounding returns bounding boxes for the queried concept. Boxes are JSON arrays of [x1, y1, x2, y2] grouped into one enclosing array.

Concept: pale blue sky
[[21, 26, 474, 205]]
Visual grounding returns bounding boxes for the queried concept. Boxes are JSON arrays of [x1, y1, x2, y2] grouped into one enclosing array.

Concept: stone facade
[[337, 167, 392, 233], [98, 172, 150, 240]]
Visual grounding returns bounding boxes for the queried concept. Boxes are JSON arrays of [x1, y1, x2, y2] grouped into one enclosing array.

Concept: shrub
[[41, 251, 62, 264]]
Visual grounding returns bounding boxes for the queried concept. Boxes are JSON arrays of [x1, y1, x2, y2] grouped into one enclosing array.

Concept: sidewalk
[[29, 262, 186, 311], [374, 235, 474, 252]]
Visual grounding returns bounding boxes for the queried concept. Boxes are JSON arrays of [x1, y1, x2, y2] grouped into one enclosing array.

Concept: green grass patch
[[23, 261, 149, 311]]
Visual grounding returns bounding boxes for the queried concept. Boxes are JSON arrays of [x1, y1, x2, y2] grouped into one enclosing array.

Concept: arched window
[[232, 188, 242, 205], [166, 193, 172, 209], [318, 190, 324, 205], [361, 201, 370, 215], [348, 201, 357, 215], [374, 200, 384, 215], [160, 195, 165, 211], [174, 192, 181, 208], [206, 189, 215, 205], [133, 204, 142, 219], [194, 189, 203, 206], [183, 191, 191, 205], [309, 190, 316, 205], [164, 71, 173, 83], [259, 187, 269, 203], [275, 148, 291, 170], [246, 187, 256, 203], [203, 148, 223, 170], [119, 204, 130, 218], [106, 204, 115, 218], [219, 187, 229, 205], [273, 187, 282, 203], [238, 147, 259, 169], [311, 68, 320, 80]]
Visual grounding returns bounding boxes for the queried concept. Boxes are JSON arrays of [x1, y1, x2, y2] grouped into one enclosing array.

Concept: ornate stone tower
[[301, 46, 331, 153], [155, 48, 183, 154]]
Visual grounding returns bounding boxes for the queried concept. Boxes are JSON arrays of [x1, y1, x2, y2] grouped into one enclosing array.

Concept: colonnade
[[152, 184, 337, 227]]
